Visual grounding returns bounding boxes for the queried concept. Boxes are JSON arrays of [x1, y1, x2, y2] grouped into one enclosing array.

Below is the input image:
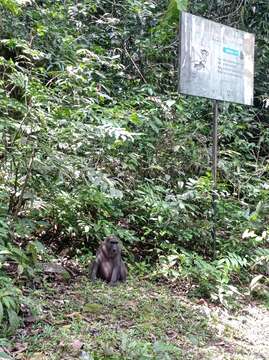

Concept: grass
[[9, 275, 269, 360]]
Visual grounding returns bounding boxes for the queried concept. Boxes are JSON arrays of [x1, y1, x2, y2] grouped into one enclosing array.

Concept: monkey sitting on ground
[[90, 235, 127, 285]]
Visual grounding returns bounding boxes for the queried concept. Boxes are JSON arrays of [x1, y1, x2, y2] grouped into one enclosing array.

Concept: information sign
[[179, 12, 255, 105]]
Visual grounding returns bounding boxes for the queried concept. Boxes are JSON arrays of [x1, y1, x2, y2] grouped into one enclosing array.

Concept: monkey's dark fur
[[90, 236, 127, 285]]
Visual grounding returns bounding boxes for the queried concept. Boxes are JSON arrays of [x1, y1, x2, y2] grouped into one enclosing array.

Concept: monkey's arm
[[120, 261, 127, 282], [90, 259, 99, 281]]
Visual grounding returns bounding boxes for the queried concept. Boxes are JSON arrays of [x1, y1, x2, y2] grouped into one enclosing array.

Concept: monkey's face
[[105, 236, 120, 257]]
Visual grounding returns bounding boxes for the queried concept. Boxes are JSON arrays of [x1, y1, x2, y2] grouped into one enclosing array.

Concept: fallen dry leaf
[[71, 339, 84, 351]]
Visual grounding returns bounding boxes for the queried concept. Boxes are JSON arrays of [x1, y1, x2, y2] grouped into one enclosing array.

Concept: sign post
[[212, 100, 218, 258], [178, 12, 255, 257]]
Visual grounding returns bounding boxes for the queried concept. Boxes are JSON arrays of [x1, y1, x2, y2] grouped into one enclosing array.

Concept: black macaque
[[90, 236, 127, 285]]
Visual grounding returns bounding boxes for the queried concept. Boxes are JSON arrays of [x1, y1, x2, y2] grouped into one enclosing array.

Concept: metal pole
[[212, 100, 218, 259]]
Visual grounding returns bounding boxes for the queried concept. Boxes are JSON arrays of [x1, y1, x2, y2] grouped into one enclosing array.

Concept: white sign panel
[[179, 12, 255, 105]]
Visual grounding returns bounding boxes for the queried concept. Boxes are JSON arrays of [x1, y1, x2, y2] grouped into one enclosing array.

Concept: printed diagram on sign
[[192, 48, 209, 72]]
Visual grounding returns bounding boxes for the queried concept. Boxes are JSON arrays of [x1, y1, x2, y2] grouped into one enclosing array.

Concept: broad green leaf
[[0, 351, 13, 359], [0, 301, 3, 324], [249, 274, 263, 292], [7, 308, 20, 331]]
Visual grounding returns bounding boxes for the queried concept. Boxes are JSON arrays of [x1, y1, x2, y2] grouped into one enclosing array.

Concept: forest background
[[0, 0, 268, 345]]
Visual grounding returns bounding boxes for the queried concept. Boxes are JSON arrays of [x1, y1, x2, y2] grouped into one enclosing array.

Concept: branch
[[13, 146, 36, 217], [124, 46, 147, 84]]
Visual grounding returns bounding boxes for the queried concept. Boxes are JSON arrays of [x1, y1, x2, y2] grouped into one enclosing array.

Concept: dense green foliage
[[0, 0, 268, 333]]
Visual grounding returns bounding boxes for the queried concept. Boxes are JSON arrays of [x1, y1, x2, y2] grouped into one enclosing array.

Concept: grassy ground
[[10, 276, 269, 360]]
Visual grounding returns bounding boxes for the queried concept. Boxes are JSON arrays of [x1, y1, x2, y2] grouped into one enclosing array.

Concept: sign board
[[179, 12, 255, 105]]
